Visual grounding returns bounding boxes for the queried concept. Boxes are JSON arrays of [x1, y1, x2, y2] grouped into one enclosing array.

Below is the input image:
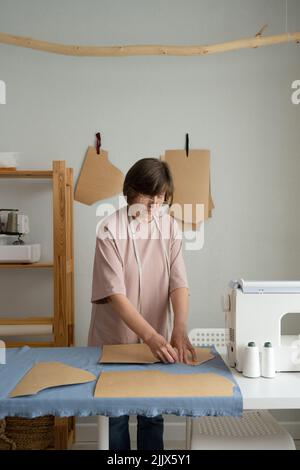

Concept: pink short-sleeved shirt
[[88, 205, 189, 346]]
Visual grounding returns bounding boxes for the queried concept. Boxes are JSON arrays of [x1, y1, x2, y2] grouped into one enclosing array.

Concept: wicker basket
[[0, 416, 55, 450]]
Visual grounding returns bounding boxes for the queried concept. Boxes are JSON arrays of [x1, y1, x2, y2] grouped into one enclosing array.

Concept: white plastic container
[[243, 341, 261, 378], [0, 235, 8, 246], [262, 341, 276, 378], [0, 244, 41, 263], [0, 152, 19, 168], [0, 340, 6, 365]]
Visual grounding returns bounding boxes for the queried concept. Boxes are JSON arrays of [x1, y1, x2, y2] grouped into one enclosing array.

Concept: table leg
[[97, 416, 109, 450]]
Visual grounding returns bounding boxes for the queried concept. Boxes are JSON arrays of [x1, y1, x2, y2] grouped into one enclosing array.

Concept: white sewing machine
[[224, 280, 300, 372]]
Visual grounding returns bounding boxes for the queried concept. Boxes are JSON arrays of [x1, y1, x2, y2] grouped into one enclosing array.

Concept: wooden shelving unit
[[0, 161, 75, 449], [0, 262, 54, 269], [0, 170, 53, 178]]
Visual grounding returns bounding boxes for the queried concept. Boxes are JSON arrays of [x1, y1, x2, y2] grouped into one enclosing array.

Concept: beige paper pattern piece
[[99, 343, 214, 365], [173, 172, 214, 231], [208, 176, 215, 217], [75, 146, 124, 205], [161, 150, 214, 229], [174, 219, 202, 231], [9, 362, 96, 398], [100, 343, 159, 364], [94, 371, 234, 398]]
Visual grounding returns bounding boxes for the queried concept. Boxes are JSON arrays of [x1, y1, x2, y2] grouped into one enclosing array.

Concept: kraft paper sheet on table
[[0, 346, 243, 419]]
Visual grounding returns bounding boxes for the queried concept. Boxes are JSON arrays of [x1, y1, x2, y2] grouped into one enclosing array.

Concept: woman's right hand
[[145, 332, 179, 363]]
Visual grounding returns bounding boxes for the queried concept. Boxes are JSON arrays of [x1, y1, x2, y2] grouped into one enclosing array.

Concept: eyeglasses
[[135, 194, 166, 204], [129, 196, 169, 219]]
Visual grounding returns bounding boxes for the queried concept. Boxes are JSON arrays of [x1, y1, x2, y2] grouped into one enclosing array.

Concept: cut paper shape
[[100, 343, 158, 364], [9, 362, 96, 398], [172, 175, 214, 231], [161, 150, 214, 230], [99, 343, 214, 365], [208, 176, 215, 217], [75, 146, 124, 205], [186, 347, 215, 365], [94, 370, 234, 398]]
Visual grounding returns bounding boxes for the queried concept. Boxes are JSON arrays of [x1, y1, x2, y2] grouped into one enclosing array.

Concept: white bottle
[[243, 342, 261, 378], [262, 341, 276, 378]]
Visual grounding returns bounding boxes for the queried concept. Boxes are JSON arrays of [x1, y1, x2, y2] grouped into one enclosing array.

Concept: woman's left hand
[[170, 325, 197, 364]]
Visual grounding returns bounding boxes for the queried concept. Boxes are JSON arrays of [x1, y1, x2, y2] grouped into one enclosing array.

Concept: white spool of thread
[[262, 341, 276, 378], [243, 341, 261, 378]]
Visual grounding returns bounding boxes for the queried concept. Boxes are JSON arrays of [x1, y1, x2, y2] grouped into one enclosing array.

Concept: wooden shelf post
[[0, 161, 75, 449]]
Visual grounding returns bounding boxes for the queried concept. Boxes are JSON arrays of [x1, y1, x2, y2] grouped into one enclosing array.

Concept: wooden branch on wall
[[0, 31, 299, 57]]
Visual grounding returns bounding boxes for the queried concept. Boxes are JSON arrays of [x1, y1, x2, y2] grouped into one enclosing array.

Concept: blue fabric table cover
[[0, 346, 243, 419]]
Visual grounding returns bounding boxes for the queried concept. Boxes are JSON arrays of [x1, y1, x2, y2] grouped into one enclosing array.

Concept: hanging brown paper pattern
[[75, 145, 124, 205], [162, 150, 214, 230]]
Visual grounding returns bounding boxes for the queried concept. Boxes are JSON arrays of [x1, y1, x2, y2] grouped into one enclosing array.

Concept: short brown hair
[[123, 158, 174, 206]]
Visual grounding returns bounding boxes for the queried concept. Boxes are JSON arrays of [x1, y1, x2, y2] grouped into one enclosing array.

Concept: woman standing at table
[[88, 157, 196, 450]]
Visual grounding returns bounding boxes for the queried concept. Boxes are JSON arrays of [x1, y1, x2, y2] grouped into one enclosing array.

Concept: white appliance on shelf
[[224, 279, 300, 372], [0, 209, 41, 262], [0, 244, 41, 263]]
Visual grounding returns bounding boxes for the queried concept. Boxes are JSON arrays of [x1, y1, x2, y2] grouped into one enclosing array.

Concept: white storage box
[[0, 244, 41, 263], [189, 410, 295, 450]]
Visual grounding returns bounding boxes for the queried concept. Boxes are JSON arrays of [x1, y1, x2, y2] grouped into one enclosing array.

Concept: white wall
[[0, 0, 300, 346]]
